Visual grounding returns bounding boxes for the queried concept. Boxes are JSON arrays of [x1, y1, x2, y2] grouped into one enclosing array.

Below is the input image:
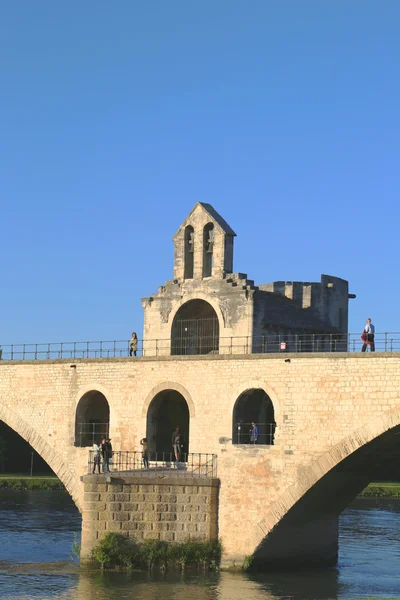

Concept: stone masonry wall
[[1, 353, 400, 564], [80, 475, 219, 560]]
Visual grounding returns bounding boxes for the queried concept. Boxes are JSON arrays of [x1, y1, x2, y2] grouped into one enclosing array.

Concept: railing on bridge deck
[[234, 422, 275, 445], [77, 422, 109, 447], [88, 451, 217, 478], [1, 333, 400, 360]]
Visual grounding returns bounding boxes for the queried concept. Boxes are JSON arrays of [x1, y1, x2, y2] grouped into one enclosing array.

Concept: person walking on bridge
[[361, 318, 375, 352]]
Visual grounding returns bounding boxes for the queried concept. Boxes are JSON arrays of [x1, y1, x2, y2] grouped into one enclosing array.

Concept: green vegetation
[[91, 533, 222, 571], [0, 475, 63, 490], [359, 482, 400, 498]]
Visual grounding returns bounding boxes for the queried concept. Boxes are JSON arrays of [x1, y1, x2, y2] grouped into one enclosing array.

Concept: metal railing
[[234, 422, 275, 445], [0, 332, 399, 361], [88, 451, 217, 478], [77, 422, 109, 447]]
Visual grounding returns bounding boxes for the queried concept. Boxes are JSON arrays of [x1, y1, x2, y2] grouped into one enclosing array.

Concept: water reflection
[[1, 492, 400, 599]]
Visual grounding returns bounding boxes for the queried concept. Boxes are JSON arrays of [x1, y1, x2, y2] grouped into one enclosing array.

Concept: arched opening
[[252, 423, 400, 570], [0, 420, 54, 475], [232, 388, 275, 445], [146, 390, 190, 457], [184, 225, 194, 279], [75, 391, 110, 447], [171, 299, 219, 355], [203, 222, 214, 278]]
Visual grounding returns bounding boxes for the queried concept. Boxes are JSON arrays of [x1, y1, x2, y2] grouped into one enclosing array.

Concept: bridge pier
[[80, 473, 219, 561]]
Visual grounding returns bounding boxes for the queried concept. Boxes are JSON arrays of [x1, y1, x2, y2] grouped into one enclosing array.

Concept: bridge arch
[[229, 380, 281, 445], [75, 390, 110, 448], [142, 382, 195, 419], [0, 401, 82, 510], [252, 403, 400, 567], [145, 388, 191, 456]]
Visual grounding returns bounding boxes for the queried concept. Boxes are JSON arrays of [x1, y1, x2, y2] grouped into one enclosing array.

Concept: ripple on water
[[1, 493, 400, 598]]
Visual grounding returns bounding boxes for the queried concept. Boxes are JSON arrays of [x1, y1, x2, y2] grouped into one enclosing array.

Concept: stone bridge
[[1, 352, 399, 568]]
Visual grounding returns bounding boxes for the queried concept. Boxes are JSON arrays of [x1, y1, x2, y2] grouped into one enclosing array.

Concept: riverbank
[[1, 475, 399, 497], [358, 481, 400, 498], [0, 474, 64, 490]]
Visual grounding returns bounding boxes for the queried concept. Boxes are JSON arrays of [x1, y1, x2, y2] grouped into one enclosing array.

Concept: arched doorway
[[146, 390, 190, 457], [171, 299, 219, 355], [75, 391, 110, 447], [232, 388, 275, 445]]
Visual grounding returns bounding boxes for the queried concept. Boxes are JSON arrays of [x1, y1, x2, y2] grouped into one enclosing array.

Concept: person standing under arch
[[172, 425, 182, 466]]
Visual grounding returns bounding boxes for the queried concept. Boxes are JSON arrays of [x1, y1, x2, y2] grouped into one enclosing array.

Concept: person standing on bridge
[[101, 437, 110, 472], [129, 332, 138, 357], [140, 437, 149, 468], [250, 422, 259, 443], [172, 426, 183, 466], [92, 441, 101, 474], [361, 318, 375, 352]]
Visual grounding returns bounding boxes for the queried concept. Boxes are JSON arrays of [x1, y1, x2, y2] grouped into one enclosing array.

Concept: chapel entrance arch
[[171, 299, 219, 355], [232, 388, 275, 445], [75, 391, 110, 447], [146, 390, 190, 457]]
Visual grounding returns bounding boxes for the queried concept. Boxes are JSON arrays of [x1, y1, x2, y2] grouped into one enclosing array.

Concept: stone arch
[[171, 298, 220, 355], [0, 401, 82, 510], [167, 293, 226, 329], [146, 389, 190, 456], [229, 380, 281, 425], [231, 381, 277, 445], [254, 403, 400, 551], [142, 382, 195, 419], [75, 390, 110, 447]]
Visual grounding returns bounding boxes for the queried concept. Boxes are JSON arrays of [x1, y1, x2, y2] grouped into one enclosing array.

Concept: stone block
[[98, 511, 114, 522], [176, 513, 192, 522], [160, 494, 177, 503], [85, 483, 106, 493], [191, 513, 207, 523], [167, 522, 185, 533], [160, 513, 177, 522], [115, 493, 131, 502], [121, 522, 139, 531], [123, 502, 139, 511], [160, 532, 175, 542], [106, 521, 122, 531], [113, 512, 130, 522], [108, 502, 122, 511], [124, 485, 139, 493], [108, 484, 123, 492], [152, 522, 170, 532], [143, 531, 161, 540], [130, 512, 144, 522]]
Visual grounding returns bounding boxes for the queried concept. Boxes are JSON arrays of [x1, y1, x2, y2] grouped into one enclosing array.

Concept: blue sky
[[1, 1, 398, 344]]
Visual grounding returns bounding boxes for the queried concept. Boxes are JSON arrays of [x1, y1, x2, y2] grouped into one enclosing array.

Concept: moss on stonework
[[91, 532, 222, 571]]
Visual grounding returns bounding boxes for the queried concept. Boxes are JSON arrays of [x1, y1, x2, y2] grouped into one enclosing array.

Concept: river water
[[1, 490, 400, 599]]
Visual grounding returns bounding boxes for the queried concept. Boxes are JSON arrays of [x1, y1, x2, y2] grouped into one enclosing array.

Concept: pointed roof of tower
[[173, 202, 236, 240]]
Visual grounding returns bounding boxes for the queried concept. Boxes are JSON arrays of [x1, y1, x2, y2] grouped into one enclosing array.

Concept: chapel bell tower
[[172, 202, 236, 280]]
